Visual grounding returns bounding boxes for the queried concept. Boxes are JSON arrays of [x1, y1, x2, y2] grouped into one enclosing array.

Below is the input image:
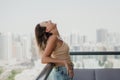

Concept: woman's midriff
[[55, 63, 65, 67], [55, 61, 73, 67]]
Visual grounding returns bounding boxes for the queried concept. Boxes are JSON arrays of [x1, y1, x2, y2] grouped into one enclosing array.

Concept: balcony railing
[[70, 51, 120, 69], [70, 52, 120, 55], [37, 52, 120, 80]]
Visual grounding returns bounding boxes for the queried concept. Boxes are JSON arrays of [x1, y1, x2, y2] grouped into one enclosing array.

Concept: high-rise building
[[0, 33, 12, 61], [66, 33, 88, 51], [70, 33, 80, 45], [14, 34, 32, 62], [30, 35, 38, 62], [21, 36, 29, 61], [96, 29, 108, 43], [0, 33, 4, 60]]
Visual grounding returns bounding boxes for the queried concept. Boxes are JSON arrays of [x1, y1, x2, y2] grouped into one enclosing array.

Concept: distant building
[[13, 34, 32, 62], [96, 29, 108, 43], [0, 33, 12, 60], [70, 33, 80, 45], [30, 36, 38, 62], [69, 33, 87, 51], [107, 32, 120, 46]]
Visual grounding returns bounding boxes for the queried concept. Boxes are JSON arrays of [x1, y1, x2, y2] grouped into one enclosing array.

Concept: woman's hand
[[40, 20, 60, 36], [46, 20, 57, 32], [68, 67, 74, 78], [63, 60, 74, 78]]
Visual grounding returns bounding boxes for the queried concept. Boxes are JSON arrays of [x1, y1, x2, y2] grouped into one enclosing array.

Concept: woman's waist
[[55, 63, 65, 67], [55, 60, 73, 67]]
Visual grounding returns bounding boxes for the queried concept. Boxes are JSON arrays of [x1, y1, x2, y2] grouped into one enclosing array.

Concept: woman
[[35, 20, 74, 80]]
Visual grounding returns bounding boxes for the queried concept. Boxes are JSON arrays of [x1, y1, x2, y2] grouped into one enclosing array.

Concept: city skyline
[[0, 0, 120, 41], [0, 28, 120, 80], [0, 30, 120, 65]]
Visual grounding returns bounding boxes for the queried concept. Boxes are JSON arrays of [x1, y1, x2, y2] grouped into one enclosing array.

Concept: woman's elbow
[[41, 57, 47, 64]]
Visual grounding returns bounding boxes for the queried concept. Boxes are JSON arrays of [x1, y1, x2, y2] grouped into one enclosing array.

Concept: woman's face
[[40, 20, 56, 32]]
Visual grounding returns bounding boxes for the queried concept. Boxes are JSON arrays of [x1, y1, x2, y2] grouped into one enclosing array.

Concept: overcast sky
[[0, 0, 120, 41]]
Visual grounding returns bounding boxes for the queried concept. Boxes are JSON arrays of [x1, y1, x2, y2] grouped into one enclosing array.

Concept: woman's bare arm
[[41, 35, 64, 64]]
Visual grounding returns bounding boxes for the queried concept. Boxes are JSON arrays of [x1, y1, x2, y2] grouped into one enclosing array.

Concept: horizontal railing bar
[[70, 52, 120, 55]]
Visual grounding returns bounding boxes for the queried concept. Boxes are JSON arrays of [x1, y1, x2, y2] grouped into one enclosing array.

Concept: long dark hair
[[35, 24, 52, 50]]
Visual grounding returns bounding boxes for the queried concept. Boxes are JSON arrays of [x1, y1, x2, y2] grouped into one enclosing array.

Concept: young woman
[[35, 20, 74, 80]]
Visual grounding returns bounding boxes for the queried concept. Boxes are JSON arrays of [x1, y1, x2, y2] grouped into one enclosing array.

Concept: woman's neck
[[50, 28, 60, 37]]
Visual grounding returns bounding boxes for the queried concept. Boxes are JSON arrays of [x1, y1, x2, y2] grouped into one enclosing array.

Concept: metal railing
[[70, 51, 120, 55], [70, 51, 120, 69], [37, 52, 120, 80]]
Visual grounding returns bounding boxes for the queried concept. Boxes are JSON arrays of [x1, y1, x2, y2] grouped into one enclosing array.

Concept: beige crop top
[[51, 36, 73, 66]]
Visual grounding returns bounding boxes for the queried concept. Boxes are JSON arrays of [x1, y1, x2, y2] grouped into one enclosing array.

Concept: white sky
[[0, 0, 120, 41]]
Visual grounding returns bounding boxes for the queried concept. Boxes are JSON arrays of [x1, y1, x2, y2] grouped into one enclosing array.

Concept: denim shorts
[[47, 66, 73, 80]]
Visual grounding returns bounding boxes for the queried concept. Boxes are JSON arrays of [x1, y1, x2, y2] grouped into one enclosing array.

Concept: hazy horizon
[[0, 0, 120, 41]]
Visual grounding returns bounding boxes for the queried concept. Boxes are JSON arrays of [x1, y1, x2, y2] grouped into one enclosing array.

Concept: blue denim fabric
[[47, 66, 73, 80]]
